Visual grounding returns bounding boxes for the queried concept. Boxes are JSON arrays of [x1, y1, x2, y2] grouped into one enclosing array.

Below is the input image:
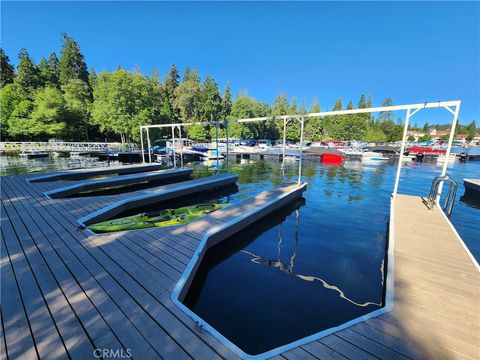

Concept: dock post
[[393, 108, 411, 196], [298, 116, 305, 186], [146, 127, 152, 163], [140, 127, 145, 163], [171, 126, 176, 168], [437, 103, 461, 202], [179, 125, 184, 167], [215, 120, 219, 174], [282, 117, 287, 180], [225, 119, 229, 173]]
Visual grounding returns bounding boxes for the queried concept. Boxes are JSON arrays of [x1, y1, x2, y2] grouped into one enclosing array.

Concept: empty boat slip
[[44, 168, 193, 198], [27, 163, 166, 182], [78, 173, 238, 227]]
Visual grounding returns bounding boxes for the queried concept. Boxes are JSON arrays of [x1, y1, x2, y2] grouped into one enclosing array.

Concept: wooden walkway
[[1, 171, 479, 360]]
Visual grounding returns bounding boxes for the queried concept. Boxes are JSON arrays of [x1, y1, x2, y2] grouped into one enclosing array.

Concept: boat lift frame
[[140, 100, 461, 201]]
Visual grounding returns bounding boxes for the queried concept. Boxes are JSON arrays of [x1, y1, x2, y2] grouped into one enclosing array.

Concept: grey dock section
[[78, 173, 238, 226], [28, 163, 166, 182], [463, 178, 480, 193], [44, 168, 192, 198], [1, 170, 479, 360]]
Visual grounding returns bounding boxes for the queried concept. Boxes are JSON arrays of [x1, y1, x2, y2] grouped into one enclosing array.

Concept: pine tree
[[0, 48, 15, 88], [39, 52, 60, 87], [346, 100, 354, 109], [333, 98, 343, 111], [15, 49, 41, 97], [310, 96, 320, 113], [59, 33, 89, 85], [221, 82, 232, 119], [358, 94, 367, 109], [201, 76, 222, 121], [88, 67, 97, 88]]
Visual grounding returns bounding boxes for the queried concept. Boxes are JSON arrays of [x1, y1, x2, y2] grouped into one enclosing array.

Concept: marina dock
[[1, 169, 479, 359]]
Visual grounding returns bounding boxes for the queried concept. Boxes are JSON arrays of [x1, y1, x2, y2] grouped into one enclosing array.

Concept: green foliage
[[221, 82, 232, 119], [39, 52, 60, 87], [419, 134, 431, 142], [0, 48, 15, 88], [91, 69, 156, 142], [59, 33, 89, 86], [201, 76, 222, 121], [174, 68, 201, 121], [15, 49, 41, 97], [30, 87, 67, 138], [188, 124, 208, 140], [407, 135, 415, 141], [7, 100, 35, 138], [362, 128, 387, 143], [0, 83, 24, 138], [62, 79, 92, 140]]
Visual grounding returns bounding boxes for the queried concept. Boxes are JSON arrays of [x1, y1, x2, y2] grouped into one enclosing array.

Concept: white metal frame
[[140, 100, 461, 197]]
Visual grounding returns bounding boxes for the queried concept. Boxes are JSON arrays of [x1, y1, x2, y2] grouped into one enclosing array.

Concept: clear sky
[[1, 1, 479, 125]]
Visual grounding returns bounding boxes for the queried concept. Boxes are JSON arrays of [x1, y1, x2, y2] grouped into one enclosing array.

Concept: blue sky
[[2, 1, 479, 125]]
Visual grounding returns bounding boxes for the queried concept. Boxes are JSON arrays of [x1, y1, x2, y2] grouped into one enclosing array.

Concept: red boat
[[407, 146, 446, 154], [321, 153, 345, 164]]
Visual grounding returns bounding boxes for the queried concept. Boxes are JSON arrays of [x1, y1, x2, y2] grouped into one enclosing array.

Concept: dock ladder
[[427, 175, 458, 217]]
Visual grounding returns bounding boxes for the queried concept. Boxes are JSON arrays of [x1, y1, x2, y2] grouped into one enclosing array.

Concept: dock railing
[[427, 175, 458, 217]]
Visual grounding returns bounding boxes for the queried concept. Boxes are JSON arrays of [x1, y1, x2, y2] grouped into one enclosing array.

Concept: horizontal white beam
[[140, 100, 461, 129]]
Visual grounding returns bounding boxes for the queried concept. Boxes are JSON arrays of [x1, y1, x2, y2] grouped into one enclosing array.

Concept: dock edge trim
[[170, 186, 396, 360]]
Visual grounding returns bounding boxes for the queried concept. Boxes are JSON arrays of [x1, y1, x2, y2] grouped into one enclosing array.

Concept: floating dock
[[1, 168, 479, 359], [27, 163, 166, 182], [44, 168, 192, 198], [463, 178, 480, 195]]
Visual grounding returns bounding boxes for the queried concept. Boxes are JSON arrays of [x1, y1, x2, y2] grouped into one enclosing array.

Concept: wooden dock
[[1, 170, 479, 359]]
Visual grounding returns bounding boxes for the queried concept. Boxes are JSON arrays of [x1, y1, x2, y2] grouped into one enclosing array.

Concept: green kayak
[[88, 203, 227, 233]]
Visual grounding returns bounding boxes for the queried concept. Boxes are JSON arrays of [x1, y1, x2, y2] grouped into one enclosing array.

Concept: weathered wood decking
[[1, 170, 479, 360]]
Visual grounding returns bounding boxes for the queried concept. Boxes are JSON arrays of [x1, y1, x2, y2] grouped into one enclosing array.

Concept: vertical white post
[[225, 120, 229, 173], [146, 127, 152, 163], [215, 121, 219, 174], [437, 103, 461, 202], [140, 127, 145, 163], [171, 126, 176, 168], [393, 108, 411, 197], [178, 125, 184, 167], [298, 117, 305, 186], [282, 118, 287, 180]]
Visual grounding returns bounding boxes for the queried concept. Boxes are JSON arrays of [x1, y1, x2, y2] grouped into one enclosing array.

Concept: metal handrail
[[427, 175, 458, 217]]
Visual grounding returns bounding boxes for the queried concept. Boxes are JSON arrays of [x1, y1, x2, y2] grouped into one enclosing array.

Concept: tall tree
[[0, 48, 15, 88], [221, 82, 232, 119], [59, 33, 89, 85], [346, 100, 354, 109], [29, 86, 67, 138], [333, 98, 343, 111], [174, 68, 201, 121], [39, 52, 60, 87], [305, 97, 322, 141], [88, 67, 98, 88], [62, 79, 93, 140], [0, 83, 24, 138], [201, 76, 222, 121], [92, 69, 156, 142], [15, 49, 41, 97], [358, 94, 367, 109], [378, 97, 394, 122]]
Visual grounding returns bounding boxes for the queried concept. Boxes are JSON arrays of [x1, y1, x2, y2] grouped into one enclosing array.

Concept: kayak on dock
[[88, 203, 227, 233]]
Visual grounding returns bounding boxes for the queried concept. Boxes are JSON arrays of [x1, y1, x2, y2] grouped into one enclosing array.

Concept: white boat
[[361, 151, 389, 161], [436, 153, 457, 163]]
